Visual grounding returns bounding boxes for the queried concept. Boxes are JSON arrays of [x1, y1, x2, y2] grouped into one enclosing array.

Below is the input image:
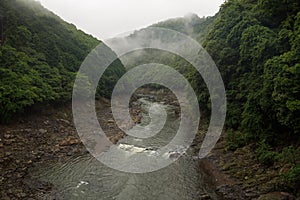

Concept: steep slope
[[201, 0, 300, 145], [191, 0, 300, 194], [150, 13, 215, 42], [0, 0, 126, 121], [119, 1, 300, 194]]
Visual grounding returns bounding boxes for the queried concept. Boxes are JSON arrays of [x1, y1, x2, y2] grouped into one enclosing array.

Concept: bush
[[256, 140, 279, 165], [226, 130, 248, 151], [283, 165, 300, 189], [278, 146, 299, 165]]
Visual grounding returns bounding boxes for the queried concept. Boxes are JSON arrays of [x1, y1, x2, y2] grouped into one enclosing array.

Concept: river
[[32, 97, 205, 200]]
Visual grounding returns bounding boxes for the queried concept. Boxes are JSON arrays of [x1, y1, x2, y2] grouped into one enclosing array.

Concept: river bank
[[0, 88, 298, 199], [0, 96, 144, 199], [194, 133, 298, 199]]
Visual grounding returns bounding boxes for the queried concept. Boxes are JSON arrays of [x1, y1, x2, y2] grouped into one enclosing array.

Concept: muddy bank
[[196, 137, 298, 199], [0, 87, 175, 199], [0, 96, 144, 199]]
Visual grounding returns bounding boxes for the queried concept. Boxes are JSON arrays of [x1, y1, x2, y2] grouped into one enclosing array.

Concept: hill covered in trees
[[0, 0, 126, 122], [199, 0, 300, 148], [193, 0, 300, 192], [140, 1, 299, 153], [150, 13, 216, 42], [123, 0, 300, 193]]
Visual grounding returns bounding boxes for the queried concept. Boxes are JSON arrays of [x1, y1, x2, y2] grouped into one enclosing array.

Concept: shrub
[[283, 165, 300, 189], [256, 140, 279, 165], [226, 130, 248, 151], [278, 146, 299, 165]]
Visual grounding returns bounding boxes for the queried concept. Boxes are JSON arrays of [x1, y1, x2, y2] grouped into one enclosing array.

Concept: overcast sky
[[39, 0, 225, 40]]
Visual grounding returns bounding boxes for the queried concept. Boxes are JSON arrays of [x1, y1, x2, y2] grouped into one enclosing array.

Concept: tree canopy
[[0, 0, 126, 122], [197, 0, 300, 147]]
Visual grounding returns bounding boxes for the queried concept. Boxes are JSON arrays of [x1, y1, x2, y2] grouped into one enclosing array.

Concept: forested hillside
[[148, 2, 300, 152], [150, 13, 215, 42], [200, 0, 300, 146], [0, 0, 126, 122], [192, 0, 300, 190], [124, 0, 300, 191]]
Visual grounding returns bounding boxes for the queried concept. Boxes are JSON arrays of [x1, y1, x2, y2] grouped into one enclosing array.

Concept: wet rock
[[245, 188, 260, 199], [169, 152, 181, 159], [4, 140, 11, 145], [132, 117, 141, 123], [109, 132, 125, 144], [4, 138, 16, 145], [39, 129, 47, 134], [16, 192, 27, 198], [107, 119, 115, 123], [1, 194, 10, 200], [216, 184, 247, 200], [16, 172, 24, 178], [34, 180, 53, 191], [51, 145, 60, 153], [58, 119, 70, 125], [5, 152, 12, 157], [257, 192, 295, 200], [24, 129, 32, 132], [59, 137, 81, 146], [245, 192, 259, 199], [200, 193, 211, 199], [4, 134, 12, 139]]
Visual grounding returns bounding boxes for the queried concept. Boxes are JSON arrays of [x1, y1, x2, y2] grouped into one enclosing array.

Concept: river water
[[32, 97, 205, 200]]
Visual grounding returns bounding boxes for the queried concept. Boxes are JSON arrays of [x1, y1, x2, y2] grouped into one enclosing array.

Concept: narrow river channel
[[32, 97, 205, 200]]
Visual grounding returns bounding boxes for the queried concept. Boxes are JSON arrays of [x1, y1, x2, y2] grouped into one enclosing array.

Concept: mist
[[38, 0, 225, 39]]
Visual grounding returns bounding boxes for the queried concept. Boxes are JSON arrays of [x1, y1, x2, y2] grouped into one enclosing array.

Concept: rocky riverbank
[[0, 87, 179, 199], [195, 135, 298, 200], [1, 88, 297, 199], [0, 103, 84, 199], [0, 96, 144, 199]]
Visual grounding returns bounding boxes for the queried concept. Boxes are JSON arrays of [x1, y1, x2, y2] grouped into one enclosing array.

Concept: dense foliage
[[198, 0, 300, 146], [127, 1, 300, 188], [114, 1, 300, 156], [150, 13, 215, 42], [0, 0, 125, 121], [154, 1, 300, 192], [192, 0, 300, 188]]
